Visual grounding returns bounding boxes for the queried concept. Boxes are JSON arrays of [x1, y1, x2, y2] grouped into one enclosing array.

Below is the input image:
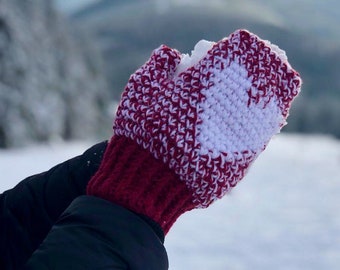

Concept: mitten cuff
[[87, 136, 195, 234]]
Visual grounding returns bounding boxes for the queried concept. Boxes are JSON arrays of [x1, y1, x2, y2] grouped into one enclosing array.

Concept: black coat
[[0, 141, 168, 270]]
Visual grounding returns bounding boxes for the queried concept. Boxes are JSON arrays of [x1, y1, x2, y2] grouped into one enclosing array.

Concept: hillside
[[68, 0, 340, 138]]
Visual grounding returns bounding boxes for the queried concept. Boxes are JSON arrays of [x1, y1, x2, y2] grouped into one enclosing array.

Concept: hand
[[87, 29, 301, 233]]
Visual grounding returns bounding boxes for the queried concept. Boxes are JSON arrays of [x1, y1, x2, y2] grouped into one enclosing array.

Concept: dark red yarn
[[87, 136, 196, 234]]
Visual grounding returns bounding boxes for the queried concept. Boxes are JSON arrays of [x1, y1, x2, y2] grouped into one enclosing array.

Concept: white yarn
[[197, 60, 284, 158], [114, 29, 301, 208], [263, 39, 289, 65]]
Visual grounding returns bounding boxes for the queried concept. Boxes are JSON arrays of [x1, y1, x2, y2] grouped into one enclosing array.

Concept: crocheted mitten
[[87, 29, 302, 234]]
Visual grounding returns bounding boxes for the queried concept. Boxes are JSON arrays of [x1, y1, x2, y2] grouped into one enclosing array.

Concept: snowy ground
[[1, 134, 339, 270]]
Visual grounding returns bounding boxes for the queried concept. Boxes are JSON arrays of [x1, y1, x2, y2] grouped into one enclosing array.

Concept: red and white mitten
[[87, 29, 302, 234]]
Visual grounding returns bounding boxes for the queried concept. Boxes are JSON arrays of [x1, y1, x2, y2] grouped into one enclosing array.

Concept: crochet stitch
[[87, 29, 302, 233]]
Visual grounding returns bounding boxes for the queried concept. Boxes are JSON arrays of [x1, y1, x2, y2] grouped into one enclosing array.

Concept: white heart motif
[[196, 60, 284, 159]]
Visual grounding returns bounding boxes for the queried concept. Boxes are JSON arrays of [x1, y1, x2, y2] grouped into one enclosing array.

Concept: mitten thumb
[[142, 45, 181, 82]]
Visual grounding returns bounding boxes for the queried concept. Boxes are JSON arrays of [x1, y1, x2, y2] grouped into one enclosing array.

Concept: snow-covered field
[[1, 134, 339, 270]]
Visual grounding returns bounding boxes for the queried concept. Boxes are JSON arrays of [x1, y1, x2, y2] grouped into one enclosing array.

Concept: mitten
[[87, 29, 302, 234]]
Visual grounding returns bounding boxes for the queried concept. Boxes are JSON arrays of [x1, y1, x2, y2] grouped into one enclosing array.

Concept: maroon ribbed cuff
[[87, 136, 196, 234]]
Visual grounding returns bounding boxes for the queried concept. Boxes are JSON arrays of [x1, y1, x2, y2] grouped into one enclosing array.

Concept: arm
[[24, 196, 168, 270], [0, 141, 107, 270]]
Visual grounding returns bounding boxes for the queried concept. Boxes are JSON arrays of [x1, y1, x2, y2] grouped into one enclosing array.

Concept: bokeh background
[[1, 0, 340, 147], [0, 1, 339, 269]]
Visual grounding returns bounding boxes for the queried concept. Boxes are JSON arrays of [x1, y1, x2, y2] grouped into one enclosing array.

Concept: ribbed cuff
[[87, 136, 196, 234]]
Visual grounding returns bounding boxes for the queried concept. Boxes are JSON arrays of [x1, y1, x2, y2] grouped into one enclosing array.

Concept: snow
[[0, 141, 92, 191], [175, 39, 215, 76], [1, 134, 340, 269], [174, 34, 290, 77]]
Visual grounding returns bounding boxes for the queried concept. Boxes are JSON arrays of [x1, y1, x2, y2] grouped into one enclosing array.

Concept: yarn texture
[[87, 29, 302, 233]]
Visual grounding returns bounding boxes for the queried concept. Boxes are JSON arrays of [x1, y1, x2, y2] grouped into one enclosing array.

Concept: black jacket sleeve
[[0, 141, 107, 270], [24, 196, 169, 270]]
